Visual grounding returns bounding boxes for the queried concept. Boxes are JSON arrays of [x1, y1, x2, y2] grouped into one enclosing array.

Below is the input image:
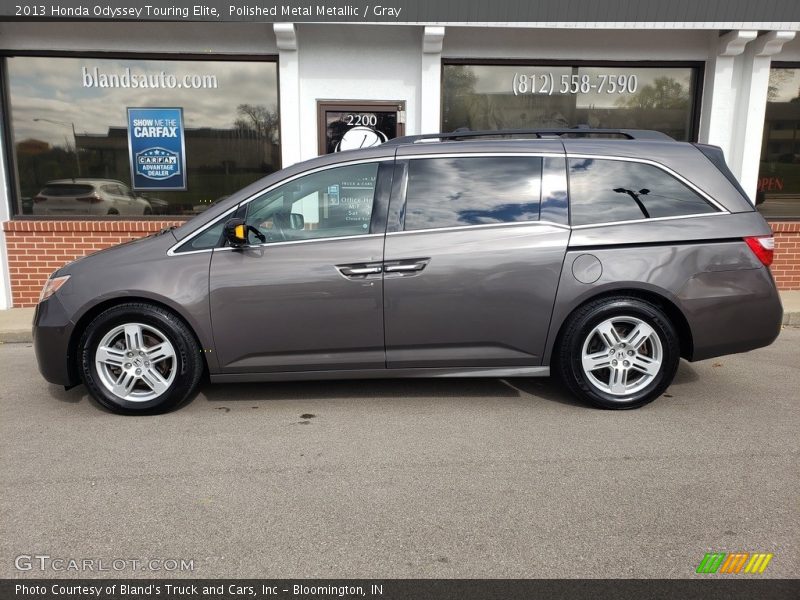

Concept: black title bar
[[4, 0, 800, 23], [2, 579, 800, 600]]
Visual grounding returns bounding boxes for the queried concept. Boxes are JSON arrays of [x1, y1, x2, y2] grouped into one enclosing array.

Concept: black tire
[[78, 303, 203, 414], [107, 208, 119, 215], [555, 296, 680, 410]]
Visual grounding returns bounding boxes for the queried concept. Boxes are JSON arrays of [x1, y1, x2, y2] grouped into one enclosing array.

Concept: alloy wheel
[[94, 323, 177, 401], [580, 316, 663, 397]]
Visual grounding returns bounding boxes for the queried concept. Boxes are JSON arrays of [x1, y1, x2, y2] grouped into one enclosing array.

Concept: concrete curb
[[0, 331, 33, 343], [1, 311, 799, 344], [784, 312, 800, 327]]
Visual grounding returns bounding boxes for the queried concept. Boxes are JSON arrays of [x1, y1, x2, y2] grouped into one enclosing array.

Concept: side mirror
[[223, 218, 249, 247], [289, 213, 304, 230]]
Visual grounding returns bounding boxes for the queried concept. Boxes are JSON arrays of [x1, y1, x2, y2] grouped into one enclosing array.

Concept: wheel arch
[[67, 295, 210, 386], [547, 287, 694, 365]]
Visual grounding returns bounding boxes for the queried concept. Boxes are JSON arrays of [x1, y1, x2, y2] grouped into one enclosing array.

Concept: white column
[[420, 26, 445, 135], [274, 23, 301, 168], [733, 31, 796, 202], [0, 121, 13, 310], [698, 30, 757, 163]]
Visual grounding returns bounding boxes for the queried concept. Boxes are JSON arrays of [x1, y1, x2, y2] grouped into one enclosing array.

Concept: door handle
[[384, 263, 425, 272], [336, 264, 383, 278], [383, 259, 429, 274], [343, 266, 382, 275]]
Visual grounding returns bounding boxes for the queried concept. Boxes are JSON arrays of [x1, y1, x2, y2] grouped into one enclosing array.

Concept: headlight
[[39, 275, 70, 303]]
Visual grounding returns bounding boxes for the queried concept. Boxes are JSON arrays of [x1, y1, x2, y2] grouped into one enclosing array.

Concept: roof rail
[[384, 127, 673, 145]]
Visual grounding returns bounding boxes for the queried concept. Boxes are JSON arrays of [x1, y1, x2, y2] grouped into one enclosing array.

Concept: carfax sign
[[127, 107, 187, 190]]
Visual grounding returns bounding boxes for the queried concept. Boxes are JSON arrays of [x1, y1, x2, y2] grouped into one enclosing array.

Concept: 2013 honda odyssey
[[33, 129, 783, 414]]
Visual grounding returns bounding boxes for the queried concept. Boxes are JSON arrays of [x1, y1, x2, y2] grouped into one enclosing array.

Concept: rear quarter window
[[568, 158, 717, 226]]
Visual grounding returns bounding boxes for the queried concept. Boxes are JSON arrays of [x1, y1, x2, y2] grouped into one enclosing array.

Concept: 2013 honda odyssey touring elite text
[[33, 129, 784, 414]]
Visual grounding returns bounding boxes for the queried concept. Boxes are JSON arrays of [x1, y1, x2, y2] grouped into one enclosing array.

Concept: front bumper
[[33, 295, 78, 387]]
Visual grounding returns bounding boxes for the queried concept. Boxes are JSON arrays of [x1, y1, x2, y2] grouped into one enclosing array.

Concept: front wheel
[[79, 303, 203, 414], [555, 297, 680, 409]]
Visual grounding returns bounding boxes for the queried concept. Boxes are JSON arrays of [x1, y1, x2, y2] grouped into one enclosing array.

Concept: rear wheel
[[79, 303, 203, 414], [555, 297, 680, 409]]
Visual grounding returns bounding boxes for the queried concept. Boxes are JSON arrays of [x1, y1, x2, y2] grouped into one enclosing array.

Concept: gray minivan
[[33, 129, 783, 414]]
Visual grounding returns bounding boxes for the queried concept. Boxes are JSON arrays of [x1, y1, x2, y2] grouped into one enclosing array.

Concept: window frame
[[0, 50, 280, 221], [440, 59, 705, 143], [170, 156, 395, 255]]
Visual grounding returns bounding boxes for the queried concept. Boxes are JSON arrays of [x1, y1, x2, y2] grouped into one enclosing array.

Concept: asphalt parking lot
[[0, 328, 798, 579]]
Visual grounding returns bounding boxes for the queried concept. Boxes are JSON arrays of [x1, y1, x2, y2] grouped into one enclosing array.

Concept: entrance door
[[318, 101, 405, 155]]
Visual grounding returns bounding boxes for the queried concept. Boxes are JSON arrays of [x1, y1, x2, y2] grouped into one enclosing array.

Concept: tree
[[234, 104, 279, 143], [768, 69, 795, 102], [617, 77, 689, 110]]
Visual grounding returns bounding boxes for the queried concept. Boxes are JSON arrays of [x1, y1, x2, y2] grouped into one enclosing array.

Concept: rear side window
[[568, 158, 717, 226], [101, 184, 121, 195], [404, 156, 542, 231], [40, 184, 94, 197]]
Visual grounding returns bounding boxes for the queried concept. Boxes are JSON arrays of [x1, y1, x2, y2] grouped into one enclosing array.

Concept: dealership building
[[1, 20, 800, 308]]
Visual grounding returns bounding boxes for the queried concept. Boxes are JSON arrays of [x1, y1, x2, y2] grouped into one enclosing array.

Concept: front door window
[[245, 163, 379, 242]]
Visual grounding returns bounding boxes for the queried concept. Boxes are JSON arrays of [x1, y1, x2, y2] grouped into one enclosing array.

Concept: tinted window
[[101, 184, 121, 195], [244, 163, 379, 243], [568, 158, 716, 226], [188, 220, 226, 250], [404, 157, 542, 231]]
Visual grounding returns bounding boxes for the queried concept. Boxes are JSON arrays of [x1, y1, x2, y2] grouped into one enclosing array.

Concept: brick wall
[[771, 221, 800, 290], [2, 219, 800, 307], [3, 220, 183, 307]]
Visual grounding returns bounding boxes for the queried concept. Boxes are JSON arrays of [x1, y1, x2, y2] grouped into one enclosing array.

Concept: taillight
[[33, 196, 46, 203], [744, 235, 774, 267], [76, 195, 103, 204]]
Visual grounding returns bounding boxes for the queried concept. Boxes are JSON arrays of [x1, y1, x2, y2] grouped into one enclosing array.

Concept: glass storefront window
[[442, 63, 699, 141], [6, 56, 279, 217], [758, 66, 800, 219]]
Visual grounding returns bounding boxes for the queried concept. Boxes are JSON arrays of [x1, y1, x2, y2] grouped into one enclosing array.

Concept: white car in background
[[32, 179, 154, 216]]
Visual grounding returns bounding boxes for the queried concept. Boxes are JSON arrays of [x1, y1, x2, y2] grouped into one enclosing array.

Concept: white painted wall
[[295, 25, 422, 162], [776, 31, 800, 60], [697, 31, 756, 168]]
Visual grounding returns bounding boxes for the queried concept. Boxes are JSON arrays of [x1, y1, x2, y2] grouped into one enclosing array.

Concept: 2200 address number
[[512, 72, 639, 96]]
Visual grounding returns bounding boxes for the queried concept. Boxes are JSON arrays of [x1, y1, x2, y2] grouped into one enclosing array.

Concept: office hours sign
[[127, 107, 187, 190]]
